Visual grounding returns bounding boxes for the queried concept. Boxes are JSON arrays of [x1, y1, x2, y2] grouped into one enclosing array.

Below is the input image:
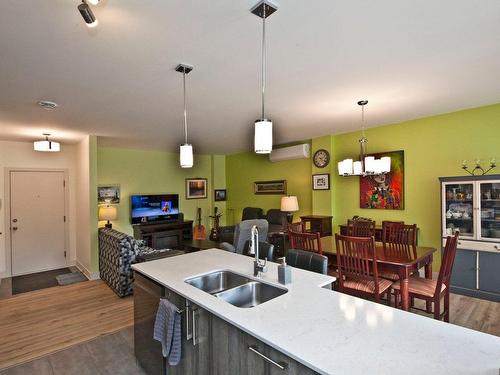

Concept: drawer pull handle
[[248, 345, 288, 370]]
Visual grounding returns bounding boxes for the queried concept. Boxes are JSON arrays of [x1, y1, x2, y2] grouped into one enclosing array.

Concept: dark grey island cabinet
[[134, 273, 320, 375]]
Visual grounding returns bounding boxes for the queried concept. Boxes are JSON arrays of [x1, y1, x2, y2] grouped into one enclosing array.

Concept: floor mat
[[11, 268, 72, 295], [56, 271, 87, 286]]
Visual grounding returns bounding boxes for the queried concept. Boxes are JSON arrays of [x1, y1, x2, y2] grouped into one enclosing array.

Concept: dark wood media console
[[133, 220, 193, 249]]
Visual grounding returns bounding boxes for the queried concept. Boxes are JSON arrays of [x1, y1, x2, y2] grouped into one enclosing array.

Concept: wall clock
[[313, 149, 330, 168]]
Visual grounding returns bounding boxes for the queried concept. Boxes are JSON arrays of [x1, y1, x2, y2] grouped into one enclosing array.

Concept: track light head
[[87, 0, 99, 5], [78, 2, 98, 28]]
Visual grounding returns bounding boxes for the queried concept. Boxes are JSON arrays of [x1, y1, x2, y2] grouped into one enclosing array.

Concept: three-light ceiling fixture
[[176, 64, 195, 168], [337, 100, 391, 177], [78, 0, 99, 28], [252, 0, 277, 154]]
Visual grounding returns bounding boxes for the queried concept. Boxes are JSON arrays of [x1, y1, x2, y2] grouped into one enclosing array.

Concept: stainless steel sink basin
[[185, 270, 250, 295], [214, 281, 288, 308]]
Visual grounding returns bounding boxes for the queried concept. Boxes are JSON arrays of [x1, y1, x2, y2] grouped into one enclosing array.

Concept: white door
[[10, 171, 67, 276]]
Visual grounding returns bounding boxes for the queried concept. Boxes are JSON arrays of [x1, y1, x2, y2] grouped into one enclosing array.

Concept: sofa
[[99, 228, 177, 297]]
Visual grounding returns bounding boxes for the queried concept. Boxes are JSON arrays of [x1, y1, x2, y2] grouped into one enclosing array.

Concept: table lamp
[[281, 196, 299, 224], [99, 205, 117, 229]]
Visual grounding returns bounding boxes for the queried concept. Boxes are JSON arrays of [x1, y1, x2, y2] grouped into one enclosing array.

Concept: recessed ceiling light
[[37, 100, 58, 110]]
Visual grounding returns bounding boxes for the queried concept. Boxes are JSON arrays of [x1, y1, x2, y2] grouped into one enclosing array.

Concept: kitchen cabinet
[[440, 175, 500, 302], [134, 274, 319, 375], [211, 314, 319, 375]]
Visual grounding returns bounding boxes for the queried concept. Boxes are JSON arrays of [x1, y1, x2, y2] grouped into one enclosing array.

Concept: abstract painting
[[360, 150, 404, 209]]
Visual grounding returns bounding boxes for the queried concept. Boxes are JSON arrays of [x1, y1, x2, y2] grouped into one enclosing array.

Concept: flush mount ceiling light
[[251, 0, 277, 154], [34, 133, 61, 152], [337, 100, 391, 177], [37, 100, 58, 110], [78, 1, 98, 28], [176, 64, 194, 168]]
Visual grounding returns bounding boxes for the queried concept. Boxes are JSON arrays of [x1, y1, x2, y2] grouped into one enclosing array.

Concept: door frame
[[3, 168, 70, 277]]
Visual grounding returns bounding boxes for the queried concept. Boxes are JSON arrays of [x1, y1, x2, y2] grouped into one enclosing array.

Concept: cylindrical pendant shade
[[381, 156, 391, 173], [353, 161, 363, 175], [34, 140, 60, 152], [180, 144, 193, 168], [254, 119, 273, 154]]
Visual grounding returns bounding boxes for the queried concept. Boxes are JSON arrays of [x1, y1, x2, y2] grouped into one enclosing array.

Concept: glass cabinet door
[[478, 181, 500, 242], [442, 182, 475, 238]]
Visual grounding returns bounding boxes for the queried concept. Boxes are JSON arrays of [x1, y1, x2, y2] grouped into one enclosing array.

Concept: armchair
[[265, 209, 289, 234]]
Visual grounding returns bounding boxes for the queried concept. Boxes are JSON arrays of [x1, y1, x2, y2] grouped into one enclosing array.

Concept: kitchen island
[[132, 249, 500, 375]]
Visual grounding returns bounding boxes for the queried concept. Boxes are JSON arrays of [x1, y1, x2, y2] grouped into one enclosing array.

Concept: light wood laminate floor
[[0, 280, 133, 370], [0, 277, 498, 373]]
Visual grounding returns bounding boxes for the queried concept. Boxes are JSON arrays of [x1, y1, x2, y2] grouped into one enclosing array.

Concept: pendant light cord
[[361, 104, 366, 138], [261, 4, 266, 120], [183, 68, 188, 144]]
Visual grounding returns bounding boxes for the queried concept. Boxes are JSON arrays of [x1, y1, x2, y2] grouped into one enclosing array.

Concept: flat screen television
[[131, 194, 180, 224]]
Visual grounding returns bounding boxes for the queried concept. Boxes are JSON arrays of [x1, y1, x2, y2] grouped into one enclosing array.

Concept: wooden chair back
[[382, 223, 417, 258], [288, 230, 323, 255], [347, 219, 376, 238], [334, 234, 380, 294], [435, 231, 459, 296]]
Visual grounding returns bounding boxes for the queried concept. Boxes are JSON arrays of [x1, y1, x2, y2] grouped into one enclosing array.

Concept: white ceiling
[[0, 0, 499, 154]]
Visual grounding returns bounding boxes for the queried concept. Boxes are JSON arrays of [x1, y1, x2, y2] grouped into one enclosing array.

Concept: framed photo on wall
[[214, 189, 226, 201], [312, 174, 330, 190], [186, 178, 208, 199], [97, 185, 120, 204], [254, 180, 287, 195]]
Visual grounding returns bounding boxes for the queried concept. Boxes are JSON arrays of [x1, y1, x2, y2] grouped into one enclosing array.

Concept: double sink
[[185, 270, 287, 308]]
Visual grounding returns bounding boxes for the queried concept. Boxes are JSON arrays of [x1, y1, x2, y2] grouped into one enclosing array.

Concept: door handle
[[12, 219, 18, 223], [12, 227, 18, 231], [192, 308, 198, 346], [185, 301, 192, 341]]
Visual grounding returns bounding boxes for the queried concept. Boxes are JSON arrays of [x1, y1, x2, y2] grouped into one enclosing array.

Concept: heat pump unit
[[269, 144, 310, 162]]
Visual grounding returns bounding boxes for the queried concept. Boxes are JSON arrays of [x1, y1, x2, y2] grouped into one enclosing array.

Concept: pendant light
[[78, 1, 98, 28], [338, 100, 391, 176], [34, 133, 61, 152], [252, 1, 277, 154], [176, 64, 194, 168]]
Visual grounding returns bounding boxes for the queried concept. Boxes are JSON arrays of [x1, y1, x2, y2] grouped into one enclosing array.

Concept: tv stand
[[133, 220, 193, 249]]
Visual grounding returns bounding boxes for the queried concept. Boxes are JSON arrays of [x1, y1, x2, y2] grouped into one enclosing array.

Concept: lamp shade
[[98, 205, 117, 221], [254, 119, 273, 154], [281, 196, 299, 212], [34, 140, 60, 152], [180, 144, 193, 168]]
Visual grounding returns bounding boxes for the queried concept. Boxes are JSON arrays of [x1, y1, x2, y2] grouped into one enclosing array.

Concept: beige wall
[[0, 140, 78, 277]]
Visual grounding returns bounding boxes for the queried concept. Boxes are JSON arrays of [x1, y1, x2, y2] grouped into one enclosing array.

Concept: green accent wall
[[97, 147, 226, 235], [226, 146, 312, 224], [333, 103, 500, 268]]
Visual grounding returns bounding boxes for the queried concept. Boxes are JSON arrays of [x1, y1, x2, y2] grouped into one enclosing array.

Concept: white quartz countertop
[[132, 249, 500, 375]]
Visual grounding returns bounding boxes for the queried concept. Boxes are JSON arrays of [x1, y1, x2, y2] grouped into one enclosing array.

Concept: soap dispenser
[[277, 257, 291, 285]]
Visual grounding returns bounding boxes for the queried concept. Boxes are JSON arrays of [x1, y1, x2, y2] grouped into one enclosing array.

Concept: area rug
[[56, 271, 87, 285], [11, 268, 72, 295]]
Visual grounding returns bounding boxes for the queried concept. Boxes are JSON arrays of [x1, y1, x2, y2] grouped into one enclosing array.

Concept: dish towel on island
[[153, 299, 182, 365]]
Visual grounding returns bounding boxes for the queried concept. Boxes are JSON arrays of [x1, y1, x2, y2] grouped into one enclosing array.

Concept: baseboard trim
[[76, 261, 100, 281]]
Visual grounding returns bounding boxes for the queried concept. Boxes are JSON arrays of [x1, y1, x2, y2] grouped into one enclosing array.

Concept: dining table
[[374, 244, 437, 311]]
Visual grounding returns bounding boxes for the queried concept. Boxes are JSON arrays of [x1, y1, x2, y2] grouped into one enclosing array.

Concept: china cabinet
[[440, 175, 500, 302]]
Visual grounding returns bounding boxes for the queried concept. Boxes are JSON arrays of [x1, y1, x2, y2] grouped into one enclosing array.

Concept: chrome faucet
[[251, 225, 267, 277]]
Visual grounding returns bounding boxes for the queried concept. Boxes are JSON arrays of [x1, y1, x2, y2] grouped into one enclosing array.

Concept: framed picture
[[254, 180, 287, 195], [312, 174, 330, 190], [214, 189, 226, 201], [186, 178, 208, 199], [360, 150, 404, 209], [97, 185, 120, 204]]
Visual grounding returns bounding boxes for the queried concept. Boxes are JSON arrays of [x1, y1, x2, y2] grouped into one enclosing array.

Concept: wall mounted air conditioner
[[269, 143, 310, 162]]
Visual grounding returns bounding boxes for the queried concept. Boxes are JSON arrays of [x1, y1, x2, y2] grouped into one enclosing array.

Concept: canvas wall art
[[360, 150, 404, 209]]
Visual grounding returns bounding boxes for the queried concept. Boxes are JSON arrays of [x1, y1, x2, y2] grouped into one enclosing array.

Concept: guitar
[[193, 207, 206, 240], [209, 206, 223, 241]]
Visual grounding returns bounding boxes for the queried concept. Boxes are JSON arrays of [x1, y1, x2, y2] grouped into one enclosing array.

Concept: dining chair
[[288, 230, 323, 255], [334, 234, 392, 303], [347, 219, 376, 238], [379, 223, 418, 282], [392, 232, 459, 322], [286, 249, 328, 275]]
